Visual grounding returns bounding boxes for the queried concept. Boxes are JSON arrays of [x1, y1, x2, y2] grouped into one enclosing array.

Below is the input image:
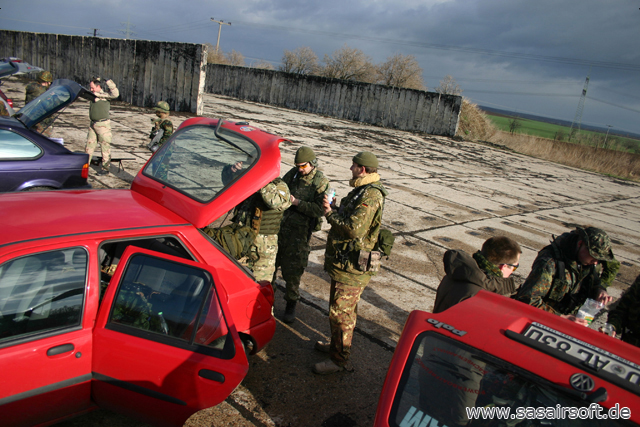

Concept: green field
[[486, 113, 640, 153]]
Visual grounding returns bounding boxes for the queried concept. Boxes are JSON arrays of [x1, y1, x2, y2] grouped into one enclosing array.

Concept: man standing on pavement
[[274, 147, 329, 323], [313, 151, 387, 375], [515, 226, 614, 324], [85, 77, 119, 176], [147, 101, 174, 152], [433, 236, 522, 313], [25, 71, 54, 135], [232, 178, 291, 283]]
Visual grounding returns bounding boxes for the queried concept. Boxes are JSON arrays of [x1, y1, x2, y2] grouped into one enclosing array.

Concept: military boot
[[282, 300, 297, 324]]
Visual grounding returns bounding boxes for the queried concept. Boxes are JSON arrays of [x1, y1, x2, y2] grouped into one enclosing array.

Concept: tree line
[[205, 43, 462, 95]]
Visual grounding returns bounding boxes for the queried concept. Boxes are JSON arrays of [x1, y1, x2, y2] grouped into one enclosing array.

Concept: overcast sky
[[2, 0, 640, 136]]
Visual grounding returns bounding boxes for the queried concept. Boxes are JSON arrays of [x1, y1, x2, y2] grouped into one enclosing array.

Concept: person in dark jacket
[[433, 236, 522, 313], [607, 274, 640, 347]]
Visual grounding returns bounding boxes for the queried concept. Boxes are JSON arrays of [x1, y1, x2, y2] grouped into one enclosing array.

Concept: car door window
[[0, 248, 87, 344], [0, 129, 42, 159], [108, 253, 231, 356]]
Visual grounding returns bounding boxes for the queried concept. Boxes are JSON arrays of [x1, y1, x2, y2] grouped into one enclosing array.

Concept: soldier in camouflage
[[607, 274, 640, 347], [85, 77, 119, 176], [25, 70, 52, 103], [147, 101, 174, 152], [0, 101, 8, 117], [515, 226, 614, 324], [233, 178, 292, 282], [313, 151, 388, 375], [274, 147, 330, 323], [25, 71, 54, 135]]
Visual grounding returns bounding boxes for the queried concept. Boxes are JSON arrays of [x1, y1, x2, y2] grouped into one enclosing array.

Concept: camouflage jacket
[[607, 275, 640, 347], [324, 173, 387, 286], [280, 167, 329, 233], [0, 101, 8, 117], [150, 119, 174, 146], [233, 178, 291, 236], [515, 231, 604, 315], [25, 82, 47, 104]]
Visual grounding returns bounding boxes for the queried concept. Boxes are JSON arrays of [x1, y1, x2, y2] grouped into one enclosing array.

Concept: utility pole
[[569, 68, 591, 142], [88, 28, 100, 37], [603, 125, 613, 149], [119, 16, 135, 39], [210, 18, 231, 53]]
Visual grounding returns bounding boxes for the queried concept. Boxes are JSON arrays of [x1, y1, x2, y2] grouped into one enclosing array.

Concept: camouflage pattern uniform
[[324, 172, 387, 367], [149, 101, 174, 149], [234, 178, 291, 282], [25, 71, 54, 136], [0, 101, 8, 117], [86, 79, 119, 171], [515, 226, 614, 315], [607, 274, 640, 347], [275, 166, 329, 302]]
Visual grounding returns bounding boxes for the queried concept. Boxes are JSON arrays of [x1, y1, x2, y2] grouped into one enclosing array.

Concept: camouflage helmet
[[154, 101, 170, 113], [576, 226, 614, 262], [37, 71, 53, 83]]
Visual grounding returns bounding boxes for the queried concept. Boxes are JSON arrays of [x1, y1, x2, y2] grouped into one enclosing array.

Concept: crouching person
[[433, 236, 521, 313]]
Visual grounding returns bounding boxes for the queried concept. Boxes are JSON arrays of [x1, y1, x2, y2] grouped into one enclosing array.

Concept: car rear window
[[143, 124, 259, 203], [389, 332, 635, 427]]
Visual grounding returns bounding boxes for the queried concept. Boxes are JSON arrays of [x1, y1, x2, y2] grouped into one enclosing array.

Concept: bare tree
[[279, 47, 319, 75], [205, 43, 227, 64], [252, 60, 275, 70], [225, 50, 245, 67], [376, 54, 425, 90], [435, 75, 463, 96], [320, 44, 377, 83]]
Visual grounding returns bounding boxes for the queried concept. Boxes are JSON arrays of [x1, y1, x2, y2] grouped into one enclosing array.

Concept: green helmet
[[154, 101, 170, 113], [353, 151, 378, 168], [38, 71, 53, 83], [295, 146, 316, 164]]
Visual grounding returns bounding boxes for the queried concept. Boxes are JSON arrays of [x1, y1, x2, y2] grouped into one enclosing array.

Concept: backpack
[[375, 228, 395, 257], [203, 223, 257, 260]]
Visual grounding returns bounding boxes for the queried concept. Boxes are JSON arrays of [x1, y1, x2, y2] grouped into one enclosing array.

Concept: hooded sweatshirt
[[432, 250, 516, 313]]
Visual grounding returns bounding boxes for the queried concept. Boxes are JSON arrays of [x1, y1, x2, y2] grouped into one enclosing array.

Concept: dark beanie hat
[[353, 151, 378, 168], [295, 146, 316, 164]]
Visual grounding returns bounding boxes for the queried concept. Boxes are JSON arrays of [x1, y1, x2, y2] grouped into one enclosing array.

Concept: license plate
[[523, 322, 640, 387]]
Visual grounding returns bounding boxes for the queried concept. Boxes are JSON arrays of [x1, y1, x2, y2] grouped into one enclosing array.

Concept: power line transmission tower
[[119, 16, 136, 39], [569, 69, 591, 141], [210, 18, 231, 53]]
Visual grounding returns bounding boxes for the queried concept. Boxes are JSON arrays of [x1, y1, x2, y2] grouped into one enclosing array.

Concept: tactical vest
[[90, 99, 110, 122]]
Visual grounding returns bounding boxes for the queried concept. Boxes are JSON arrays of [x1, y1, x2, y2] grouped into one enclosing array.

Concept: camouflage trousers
[[328, 279, 366, 367], [85, 120, 112, 170], [247, 234, 278, 283], [274, 231, 311, 302]]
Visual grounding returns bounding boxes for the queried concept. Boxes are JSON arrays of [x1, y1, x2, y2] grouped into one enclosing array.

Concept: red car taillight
[[81, 163, 89, 179], [7, 98, 13, 108], [257, 280, 275, 307]]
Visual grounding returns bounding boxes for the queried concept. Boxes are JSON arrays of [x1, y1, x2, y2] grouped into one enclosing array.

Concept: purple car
[[0, 79, 94, 192]]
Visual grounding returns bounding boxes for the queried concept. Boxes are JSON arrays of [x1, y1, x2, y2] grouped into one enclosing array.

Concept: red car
[[375, 291, 640, 427], [0, 118, 283, 426]]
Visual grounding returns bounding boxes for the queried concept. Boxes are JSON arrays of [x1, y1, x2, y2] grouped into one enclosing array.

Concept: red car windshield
[[144, 124, 259, 203], [389, 332, 635, 427]]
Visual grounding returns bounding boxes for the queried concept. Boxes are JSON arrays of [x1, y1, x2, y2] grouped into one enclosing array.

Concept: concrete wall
[[0, 30, 207, 114], [205, 64, 461, 137]]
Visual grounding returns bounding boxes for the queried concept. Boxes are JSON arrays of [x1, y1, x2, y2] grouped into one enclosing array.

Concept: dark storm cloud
[[2, 0, 639, 133]]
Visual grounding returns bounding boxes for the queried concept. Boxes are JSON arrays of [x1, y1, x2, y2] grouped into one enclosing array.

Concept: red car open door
[[92, 246, 249, 427]]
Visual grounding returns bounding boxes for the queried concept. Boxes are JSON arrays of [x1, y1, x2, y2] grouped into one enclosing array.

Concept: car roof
[[131, 118, 286, 228], [0, 61, 43, 79], [0, 189, 190, 248]]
